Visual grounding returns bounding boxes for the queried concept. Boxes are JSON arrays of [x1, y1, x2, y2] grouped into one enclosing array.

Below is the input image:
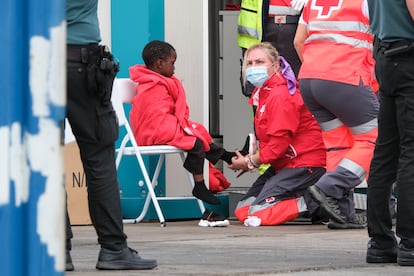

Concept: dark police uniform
[[367, 0, 414, 265], [66, 0, 126, 252]]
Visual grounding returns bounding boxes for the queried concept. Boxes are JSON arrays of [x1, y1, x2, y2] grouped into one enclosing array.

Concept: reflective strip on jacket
[[237, 0, 264, 49], [298, 0, 375, 86], [268, 0, 301, 16]]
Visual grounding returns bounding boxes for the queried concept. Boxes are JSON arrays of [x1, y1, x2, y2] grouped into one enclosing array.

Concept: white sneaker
[[198, 210, 230, 227], [198, 219, 230, 227]]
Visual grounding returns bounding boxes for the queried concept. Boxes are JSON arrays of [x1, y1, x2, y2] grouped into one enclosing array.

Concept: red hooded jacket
[[129, 65, 212, 151]]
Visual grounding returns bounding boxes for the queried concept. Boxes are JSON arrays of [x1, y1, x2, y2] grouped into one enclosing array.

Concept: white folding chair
[[112, 78, 205, 226]]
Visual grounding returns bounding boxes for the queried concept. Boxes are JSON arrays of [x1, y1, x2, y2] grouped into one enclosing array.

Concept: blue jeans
[[367, 42, 414, 249]]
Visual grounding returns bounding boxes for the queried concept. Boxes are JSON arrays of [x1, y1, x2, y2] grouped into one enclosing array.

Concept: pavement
[[67, 219, 413, 276]]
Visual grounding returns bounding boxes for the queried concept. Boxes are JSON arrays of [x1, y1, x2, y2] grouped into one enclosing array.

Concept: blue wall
[[0, 0, 66, 274], [111, 0, 165, 219], [111, 0, 164, 78]]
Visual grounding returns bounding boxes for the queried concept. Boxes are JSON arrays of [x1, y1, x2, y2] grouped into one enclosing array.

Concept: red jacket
[[129, 65, 212, 151], [268, 0, 300, 16], [250, 73, 326, 170]]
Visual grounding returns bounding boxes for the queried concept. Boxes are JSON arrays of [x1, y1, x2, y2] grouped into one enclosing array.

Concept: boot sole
[[398, 254, 414, 266], [96, 260, 158, 270], [328, 221, 366, 229], [309, 186, 346, 224], [398, 259, 414, 266], [366, 255, 397, 263]]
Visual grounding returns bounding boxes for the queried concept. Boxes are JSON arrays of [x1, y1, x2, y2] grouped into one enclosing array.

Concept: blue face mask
[[246, 66, 269, 88]]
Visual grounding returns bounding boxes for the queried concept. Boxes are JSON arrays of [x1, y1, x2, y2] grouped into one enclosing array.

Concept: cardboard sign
[[65, 142, 92, 225]]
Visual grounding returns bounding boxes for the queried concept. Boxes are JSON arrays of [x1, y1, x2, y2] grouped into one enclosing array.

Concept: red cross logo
[[311, 0, 343, 19]]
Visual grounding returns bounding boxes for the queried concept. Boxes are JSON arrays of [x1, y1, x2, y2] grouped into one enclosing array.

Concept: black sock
[[221, 138, 250, 163], [221, 150, 236, 164], [220, 137, 250, 164], [192, 181, 220, 205]]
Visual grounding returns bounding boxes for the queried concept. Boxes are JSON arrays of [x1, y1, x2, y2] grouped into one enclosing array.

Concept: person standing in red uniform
[[228, 42, 326, 226], [294, 0, 379, 229]]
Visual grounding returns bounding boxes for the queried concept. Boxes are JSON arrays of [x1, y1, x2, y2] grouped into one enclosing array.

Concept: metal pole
[[0, 0, 66, 275]]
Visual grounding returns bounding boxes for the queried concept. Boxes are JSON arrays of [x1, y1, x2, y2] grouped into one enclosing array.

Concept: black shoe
[[96, 247, 158, 270], [192, 182, 220, 205], [327, 212, 367, 229], [308, 185, 346, 224], [66, 250, 74, 271], [366, 240, 397, 263], [310, 207, 329, 225], [398, 243, 414, 266]]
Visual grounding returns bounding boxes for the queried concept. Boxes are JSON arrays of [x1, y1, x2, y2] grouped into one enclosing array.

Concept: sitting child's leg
[[192, 179, 220, 205], [184, 139, 220, 205], [206, 135, 251, 165]]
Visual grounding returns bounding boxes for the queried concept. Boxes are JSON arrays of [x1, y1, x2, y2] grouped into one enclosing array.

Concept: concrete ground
[[66, 219, 413, 276]]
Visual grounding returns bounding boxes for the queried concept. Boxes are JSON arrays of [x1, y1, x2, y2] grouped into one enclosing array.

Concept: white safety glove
[[290, 0, 308, 11]]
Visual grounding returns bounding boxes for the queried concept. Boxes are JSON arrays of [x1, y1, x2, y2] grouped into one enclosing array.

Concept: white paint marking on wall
[[0, 126, 10, 205], [49, 23, 66, 107], [10, 122, 30, 207], [28, 118, 65, 271], [30, 36, 50, 117], [28, 22, 66, 271]]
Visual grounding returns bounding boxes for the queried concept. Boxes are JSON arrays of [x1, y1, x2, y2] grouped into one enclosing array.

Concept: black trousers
[[263, 21, 302, 77], [367, 41, 414, 249], [66, 46, 127, 251], [183, 139, 224, 175]]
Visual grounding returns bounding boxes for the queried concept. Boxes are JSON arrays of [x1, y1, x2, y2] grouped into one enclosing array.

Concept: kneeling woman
[[229, 42, 326, 226]]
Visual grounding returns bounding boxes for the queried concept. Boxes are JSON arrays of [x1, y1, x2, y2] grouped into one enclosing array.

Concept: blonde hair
[[241, 42, 280, 86]]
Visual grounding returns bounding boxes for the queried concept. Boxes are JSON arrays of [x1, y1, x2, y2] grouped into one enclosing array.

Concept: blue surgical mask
[[246, 66, 269, 88]]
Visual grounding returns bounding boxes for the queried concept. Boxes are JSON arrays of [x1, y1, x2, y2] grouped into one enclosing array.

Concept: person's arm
[[293, 23, 307, 62], [407, 0, 414, 20]]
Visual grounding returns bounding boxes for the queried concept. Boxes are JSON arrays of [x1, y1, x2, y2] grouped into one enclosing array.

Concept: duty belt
[[67, 44, 100, 63], [378, 39, 414, 57]]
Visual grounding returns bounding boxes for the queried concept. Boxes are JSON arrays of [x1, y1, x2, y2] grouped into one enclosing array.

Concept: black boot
[[192, 181, 220, 205], [66, 250, 74, 271]]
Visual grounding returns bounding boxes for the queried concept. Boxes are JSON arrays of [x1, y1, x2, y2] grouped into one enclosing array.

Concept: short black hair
[[142, 40, 176, 67]]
